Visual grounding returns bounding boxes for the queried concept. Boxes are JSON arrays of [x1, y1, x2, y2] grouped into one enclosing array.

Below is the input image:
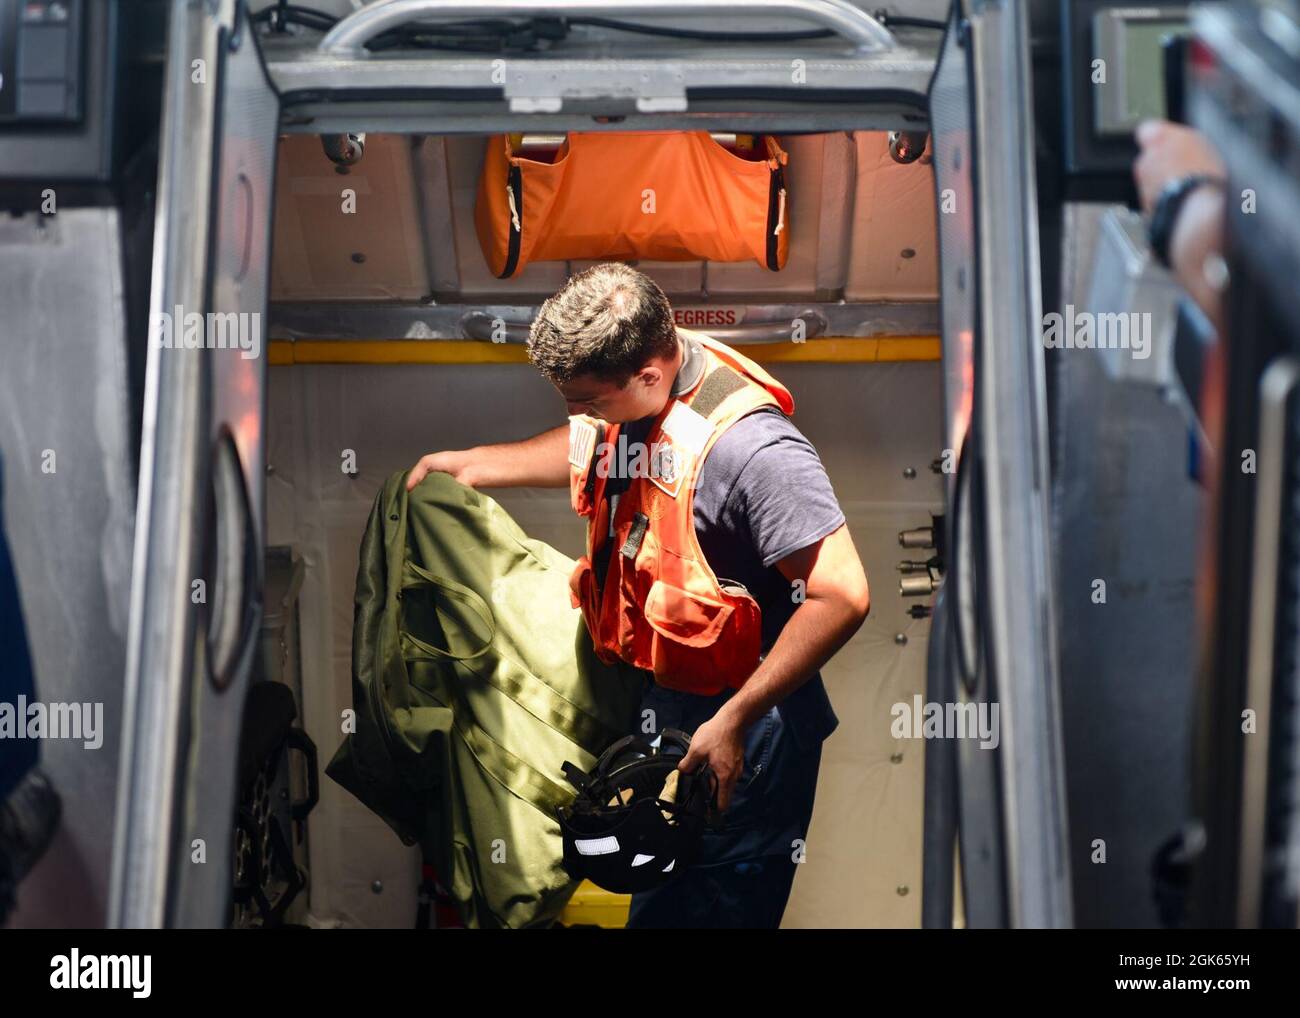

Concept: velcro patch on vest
[[568, 416, 599, 469], [648, 401, 713, 498], [661, 400, 714, 457]]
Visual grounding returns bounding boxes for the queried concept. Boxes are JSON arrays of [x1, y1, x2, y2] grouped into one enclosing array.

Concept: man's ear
[[634, 363, 664, 389]]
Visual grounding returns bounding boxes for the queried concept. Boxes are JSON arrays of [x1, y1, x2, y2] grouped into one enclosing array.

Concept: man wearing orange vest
[[407, 263, 869, 927]]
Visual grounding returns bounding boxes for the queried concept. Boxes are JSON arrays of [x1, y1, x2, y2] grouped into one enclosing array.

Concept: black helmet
[[557, 729, 719, 894]]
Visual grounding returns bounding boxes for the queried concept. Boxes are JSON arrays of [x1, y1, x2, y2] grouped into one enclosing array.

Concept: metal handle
[[459, 308, 827, 345], [320, 0, 896, 55], [697, 310, 828, 345], [208, 432, 259, 690], [1238, 356, 1300, 927]]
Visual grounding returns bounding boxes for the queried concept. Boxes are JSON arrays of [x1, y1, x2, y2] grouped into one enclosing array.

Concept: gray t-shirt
[[601, 334, 843, 750]]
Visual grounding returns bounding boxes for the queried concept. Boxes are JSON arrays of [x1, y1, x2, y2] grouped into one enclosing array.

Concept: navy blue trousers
[[625, 681, 822, 929]]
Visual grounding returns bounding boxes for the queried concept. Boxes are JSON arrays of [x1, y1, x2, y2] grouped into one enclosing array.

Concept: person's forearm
[[718, 595, 866, 731], [1169, 186, 1227, 337], [466, 424, 570, 488]]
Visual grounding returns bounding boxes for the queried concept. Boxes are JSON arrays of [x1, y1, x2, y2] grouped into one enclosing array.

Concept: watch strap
[[1149, 173, 1225, 269]]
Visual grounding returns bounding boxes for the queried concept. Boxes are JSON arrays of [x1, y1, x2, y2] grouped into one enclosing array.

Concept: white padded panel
[[844, 131, 940, 301], [271, 134, 431, 300], [567, 258, 706, 299]]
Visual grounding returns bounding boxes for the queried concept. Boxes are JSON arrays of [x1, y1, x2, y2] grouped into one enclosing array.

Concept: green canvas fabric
[[326, 470, 644, 928]]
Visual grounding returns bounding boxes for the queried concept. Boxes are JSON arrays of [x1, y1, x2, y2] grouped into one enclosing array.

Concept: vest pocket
[[569, 556, 591, 611], [642, 579, 733, 648]]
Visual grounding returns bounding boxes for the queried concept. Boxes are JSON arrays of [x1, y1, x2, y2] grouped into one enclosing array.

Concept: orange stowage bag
[[474, 131, 789, 278]]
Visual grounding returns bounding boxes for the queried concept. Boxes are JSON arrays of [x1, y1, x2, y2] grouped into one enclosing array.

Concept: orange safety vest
[[567, 331, 795, 695]]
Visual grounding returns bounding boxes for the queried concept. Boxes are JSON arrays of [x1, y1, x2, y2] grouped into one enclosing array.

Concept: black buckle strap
[[620, 512, 650, 560]]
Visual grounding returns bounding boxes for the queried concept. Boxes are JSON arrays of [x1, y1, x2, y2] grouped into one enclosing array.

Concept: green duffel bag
[[326, 470, 645, 928]]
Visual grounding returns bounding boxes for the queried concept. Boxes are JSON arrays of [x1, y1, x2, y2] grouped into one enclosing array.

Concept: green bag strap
[[448, 693, 574, 818], [398, 559, 620, 756], [399, 560, 496, 662], [385, 686, 574, 821]]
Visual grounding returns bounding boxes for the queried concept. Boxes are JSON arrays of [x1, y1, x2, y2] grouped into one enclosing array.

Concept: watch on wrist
[[1148, 173, 1225, 269]]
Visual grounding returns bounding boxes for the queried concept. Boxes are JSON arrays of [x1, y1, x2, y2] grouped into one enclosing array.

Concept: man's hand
[[406, 450, 476, 491], [406, 425, 571, 492], [678, 706, 747, 812], [1133, 120, 1225, 215]]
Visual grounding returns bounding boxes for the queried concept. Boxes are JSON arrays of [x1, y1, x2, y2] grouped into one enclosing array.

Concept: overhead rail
[[318, 0, 897, 56]]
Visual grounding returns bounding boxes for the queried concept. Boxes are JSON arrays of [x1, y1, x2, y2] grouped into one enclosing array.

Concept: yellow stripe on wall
[[267, 337, 940, 366]]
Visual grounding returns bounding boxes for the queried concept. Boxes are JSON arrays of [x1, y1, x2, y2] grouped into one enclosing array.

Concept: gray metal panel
[[250, 0, 955, 18], [279, 105, 934, 136], [169, 0, 281, 928], [1050, 205, 1202, 928], [111, 0, 224, 930], [927, 8, 974, 471], [927, 0, 1072, 929], [927, 3, 1009, 931], [111, 0, 280, 928], [267, 299, 939, 341], [1237, 358, 1299, 927], [318, 1, 897, 55], [258, 9, 940, 133], [967, 0, 1071, 931], [0, 208, 135, 926]]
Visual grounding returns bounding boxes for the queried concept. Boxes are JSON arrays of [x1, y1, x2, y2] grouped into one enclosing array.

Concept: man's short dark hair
[[527, 263, 678, 386]]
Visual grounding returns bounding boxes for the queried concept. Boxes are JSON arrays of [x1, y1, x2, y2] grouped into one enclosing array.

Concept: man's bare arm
[[677, 523, 870, 808], [724, 523, 870, 731], [1133, 120, 1228, 335], [405, 424, 570, 490]]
